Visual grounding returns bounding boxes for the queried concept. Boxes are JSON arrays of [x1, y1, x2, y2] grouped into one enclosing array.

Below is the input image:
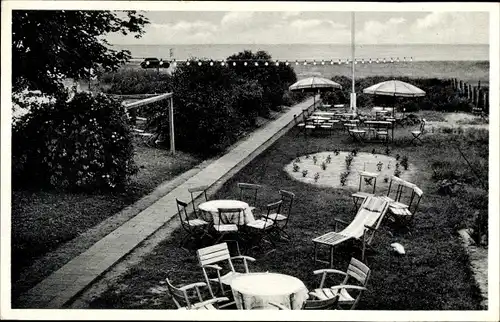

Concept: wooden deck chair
[[264, 189, 295, 241], [309, 257, 370, 310], [166, 278, 229, 310], [246, 200, 281, 255], [381, 176, 416, 210], [188, 185, 209, 216], [351, 171, 379, 211], [238, 182, 262, 212], [389, 185, 423, 228], [197, 242, 256, 308], [312, 196, 389, 267], [410, 118, 426, 145], [176, 198, 210, 251], [269, 294, 340, 310]]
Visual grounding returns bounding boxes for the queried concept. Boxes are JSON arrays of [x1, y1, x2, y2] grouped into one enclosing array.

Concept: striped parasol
[[363, 80, 425, 97]]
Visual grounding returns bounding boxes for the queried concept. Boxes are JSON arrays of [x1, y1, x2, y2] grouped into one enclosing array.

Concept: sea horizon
[[110, 43, 490, 62]]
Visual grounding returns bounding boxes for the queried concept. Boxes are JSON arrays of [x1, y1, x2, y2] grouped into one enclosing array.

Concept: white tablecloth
[[231, 273, 309, 310], [198, 200, 255, 225]]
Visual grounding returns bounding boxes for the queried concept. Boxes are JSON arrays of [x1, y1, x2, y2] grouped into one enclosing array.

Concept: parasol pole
[[350, 11, 357, 115]]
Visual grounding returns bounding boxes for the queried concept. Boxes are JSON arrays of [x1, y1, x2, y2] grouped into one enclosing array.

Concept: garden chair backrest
[[261, 200, 283, 229], [217, 207, 244, 226], [279, 189, 295, 218], [357, 171, 379, 195], [197, 242, 236, 272], [176, 198, 191, 230], [238, 182, 262, 207], [188, 185, 209, 215], [387, 176, 415, 203], [166, 278, 204, 309], [343, 258, 371, 287]]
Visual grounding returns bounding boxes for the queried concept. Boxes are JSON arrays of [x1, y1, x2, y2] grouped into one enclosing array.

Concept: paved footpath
[[15, 96, 318, 309]]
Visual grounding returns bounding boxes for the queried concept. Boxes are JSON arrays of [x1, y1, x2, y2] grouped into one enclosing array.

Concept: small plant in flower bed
[[294, 157, 301, 163], [394, 163, 402, 177], [305, 154, 310, 159], [351, 149, 358, 157], [384, 176, 389, 183], [385, 146, 391, 155], [302, 169, 308, 177], [401, 155, 409, 170], [334, 149, 339, 156], [12, 92, 137, 191], [364, 177, 374, 186], [345, 153, 354, 170], [293, 163, 300, 172], [395, 153, 401, 161], [340, 171, 349, 186], [321, 162, 327, 170], [313, 155, 318, 165], [314, 172, 320, 182], [326, 154, 332, 164], [377, 161, 383, 172], [371, 148, 376, 154]]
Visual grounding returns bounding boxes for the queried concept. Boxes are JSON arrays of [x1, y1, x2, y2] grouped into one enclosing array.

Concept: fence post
[[484, 91, 488, 112], [169, 95, 175, 155], [468, 84, 473, 102], [472, 86, 476, 105], [464, 83, 469, 100], [459, 80, 464, 95]]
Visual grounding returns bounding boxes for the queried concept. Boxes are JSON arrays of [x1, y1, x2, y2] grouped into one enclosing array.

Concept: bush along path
[[14, 96, 318, 309]]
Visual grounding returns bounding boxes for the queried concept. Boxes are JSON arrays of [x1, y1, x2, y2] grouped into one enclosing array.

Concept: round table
[[231, 272, 309, 310], [198, 199, 255, 225]]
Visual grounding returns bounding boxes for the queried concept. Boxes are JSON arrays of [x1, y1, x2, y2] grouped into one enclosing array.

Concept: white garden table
[[231, 272, 309, 310], [198, 199, 255, 225]]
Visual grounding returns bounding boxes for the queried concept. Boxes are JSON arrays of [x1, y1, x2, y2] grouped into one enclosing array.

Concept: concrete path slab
[[15, 96, 318, 308]]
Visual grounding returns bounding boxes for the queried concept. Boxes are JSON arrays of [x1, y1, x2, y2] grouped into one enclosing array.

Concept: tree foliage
[[12, 10, 149, 94]]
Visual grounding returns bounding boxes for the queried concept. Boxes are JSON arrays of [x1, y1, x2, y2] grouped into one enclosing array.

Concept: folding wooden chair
[[176, 198, 211, 251], [309, 257, 370, 310], [212, 207, 244, 245], [197, 242, 256, 308], [269, 294, 340, 310], [410, 118, 426, 145], [265, 189, 295, 241], [237, 182, 262, 212], [188, 185, 209, 216], [166, 278, 229, 310], [388, 185, 423, 229], [246, 200, 282, 255], [351, 171, 379, 211]]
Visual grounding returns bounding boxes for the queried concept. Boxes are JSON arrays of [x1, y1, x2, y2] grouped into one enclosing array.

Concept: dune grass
[[88, 122, 487, 310]]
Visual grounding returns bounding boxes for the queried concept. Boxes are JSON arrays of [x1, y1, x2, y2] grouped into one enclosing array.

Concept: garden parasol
[[363, 80, 425, 97], [289, 76, 342, 109]]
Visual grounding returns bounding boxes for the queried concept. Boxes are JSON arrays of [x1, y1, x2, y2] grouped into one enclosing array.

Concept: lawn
[[11, 138, 202, 293], [88, 116, 487, 310]]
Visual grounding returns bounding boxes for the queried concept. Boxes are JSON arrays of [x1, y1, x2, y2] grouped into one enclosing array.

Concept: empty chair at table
[[388, 184, 424, 229], [237, 182, 262, 212], [269, 294, 340, 310], [197, 242, 256, 308], [188, 185, 210, 217], [176, 198, 211, 251], [246, 200, 282, 255], [309, 257, 370, 310], [166, 278, 229, 310], [212, 207, 245, 245], [264, 189, 295, 241]]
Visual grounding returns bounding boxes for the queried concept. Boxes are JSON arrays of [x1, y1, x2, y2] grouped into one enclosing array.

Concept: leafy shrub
[[293, 163, 300, 172], [302, 169, 308, 177], [340, 171, 349, 186], [321, 162, 327, 170], [12, 92, 137, 191], [401, 155, 409, 170], [345, 153, 354, 169], [314, 172, 320, 182], [437, 179, 464, 196]]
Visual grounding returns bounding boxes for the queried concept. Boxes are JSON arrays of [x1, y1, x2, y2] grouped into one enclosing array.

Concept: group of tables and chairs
[[167, 239, 370, 310], [294, 104, 426, 145], [176, 182, 295, 255]]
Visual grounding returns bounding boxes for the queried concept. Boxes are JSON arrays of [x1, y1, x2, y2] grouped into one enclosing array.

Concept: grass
[[88, 115, 487, 310], [11, 139, 202, 286]]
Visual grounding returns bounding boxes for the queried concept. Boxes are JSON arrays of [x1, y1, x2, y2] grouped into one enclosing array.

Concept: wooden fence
[[449, 78, 489, 115]]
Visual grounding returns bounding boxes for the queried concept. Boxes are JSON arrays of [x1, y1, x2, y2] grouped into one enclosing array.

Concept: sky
[[105, 11, 490, 45]]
